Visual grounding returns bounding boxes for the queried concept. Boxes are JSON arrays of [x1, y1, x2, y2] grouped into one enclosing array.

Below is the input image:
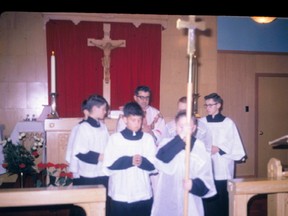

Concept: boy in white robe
[[68, 94, 110, 216], [200, 92, 246, 216], [151, 111, 216, 216], [103, 101, 156, 216], [65, 99, 89, 184], [115, 86, 165, 195]]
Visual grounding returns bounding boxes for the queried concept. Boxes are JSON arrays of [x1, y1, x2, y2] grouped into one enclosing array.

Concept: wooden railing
[[0, 185, 106, 216], [228, 158, 288, 216]]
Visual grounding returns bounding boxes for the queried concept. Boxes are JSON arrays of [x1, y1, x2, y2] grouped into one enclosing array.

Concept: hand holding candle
[[51, 51, 56, 93]]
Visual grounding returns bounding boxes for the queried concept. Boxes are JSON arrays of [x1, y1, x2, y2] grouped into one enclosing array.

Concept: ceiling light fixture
[[251, 17, 276, 24]]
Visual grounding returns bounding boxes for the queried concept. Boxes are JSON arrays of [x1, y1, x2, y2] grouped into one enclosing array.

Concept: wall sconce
[[251, 17, 276, 24]]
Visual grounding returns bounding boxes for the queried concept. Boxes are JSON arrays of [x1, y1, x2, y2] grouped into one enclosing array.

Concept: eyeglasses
[[204, 103, 218, 108], [137, 95, 150, 100]]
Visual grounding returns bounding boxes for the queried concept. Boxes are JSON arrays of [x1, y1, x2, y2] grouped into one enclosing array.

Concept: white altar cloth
[[10, 121, 45, 144]]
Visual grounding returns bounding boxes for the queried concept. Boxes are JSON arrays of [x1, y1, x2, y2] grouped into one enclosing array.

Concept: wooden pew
[[228, 158, 288, 216], [0, 185, 106, 216]]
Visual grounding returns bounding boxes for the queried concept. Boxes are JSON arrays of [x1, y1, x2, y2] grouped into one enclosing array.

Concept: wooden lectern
[[268, 135, 288, 147]]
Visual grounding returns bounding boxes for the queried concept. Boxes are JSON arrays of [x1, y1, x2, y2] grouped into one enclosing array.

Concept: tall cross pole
[[176, 15, 206, 216], [87, 23, 126, 105]]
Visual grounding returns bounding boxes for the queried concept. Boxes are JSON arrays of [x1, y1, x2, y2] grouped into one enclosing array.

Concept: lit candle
[[51, 51, 56, 93]]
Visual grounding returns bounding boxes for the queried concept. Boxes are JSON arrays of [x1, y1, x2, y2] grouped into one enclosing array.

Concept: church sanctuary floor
[[0, 177, 267, 216]]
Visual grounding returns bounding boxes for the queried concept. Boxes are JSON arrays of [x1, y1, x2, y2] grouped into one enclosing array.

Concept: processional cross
[[87, 23, 126, 105], [176, 15, 206, 216]]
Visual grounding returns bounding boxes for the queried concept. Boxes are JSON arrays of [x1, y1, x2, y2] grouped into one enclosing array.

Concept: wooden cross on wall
[[87, 23, 126, 105]]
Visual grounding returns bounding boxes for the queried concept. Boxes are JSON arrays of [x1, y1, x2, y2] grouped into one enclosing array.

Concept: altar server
[[200, 93, 246, 216], [69, 94, 110, 216], [69, 94, 109, 186], [151, 110, 216, 216], [103, 101, 156, 216]]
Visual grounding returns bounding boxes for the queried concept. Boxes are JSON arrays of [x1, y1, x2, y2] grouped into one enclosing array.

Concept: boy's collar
[[121, 128, 143, 140], [85, 116, 100, 127]]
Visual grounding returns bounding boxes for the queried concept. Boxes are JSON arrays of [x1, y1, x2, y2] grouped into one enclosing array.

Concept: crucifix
[[176, 15, 206, 216], [87, 23, 126, 105]]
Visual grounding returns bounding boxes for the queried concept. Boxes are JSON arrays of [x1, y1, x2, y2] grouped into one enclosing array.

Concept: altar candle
[[51, 51, 56, 93]]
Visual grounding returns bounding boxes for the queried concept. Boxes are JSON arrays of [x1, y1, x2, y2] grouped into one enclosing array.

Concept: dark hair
[[123, 101, 144, 117], [81, 99, 88, 111], [85, 94, 109, 112], [134, 85, 151, 96], [175, 110, 197, 125], [204, 93, 223, 106], [178, 96, 187, 103]]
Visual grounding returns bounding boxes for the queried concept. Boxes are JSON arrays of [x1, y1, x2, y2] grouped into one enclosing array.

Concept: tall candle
[[51, 51, 56, 93]]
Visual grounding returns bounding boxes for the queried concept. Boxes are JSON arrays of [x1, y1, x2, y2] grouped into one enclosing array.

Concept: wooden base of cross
[[103, 81, 111, 106]]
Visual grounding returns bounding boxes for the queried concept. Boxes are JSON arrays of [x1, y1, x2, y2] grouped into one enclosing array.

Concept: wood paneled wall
[[217, 52, 288, 177]]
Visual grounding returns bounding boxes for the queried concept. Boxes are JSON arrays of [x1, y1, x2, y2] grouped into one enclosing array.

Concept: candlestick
[[48, 93, 59, 119], [51, 51, 56, 93]]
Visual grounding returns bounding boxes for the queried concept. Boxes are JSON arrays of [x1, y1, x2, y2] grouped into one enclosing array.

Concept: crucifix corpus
[[87, 23, 126, 105], [176, 15, 206, 216]]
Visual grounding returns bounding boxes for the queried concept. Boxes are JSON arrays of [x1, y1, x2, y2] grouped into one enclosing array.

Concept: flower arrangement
[[37, 162, 73, 187], [0, 133, 43, 176], [1, 133, 72, 187]]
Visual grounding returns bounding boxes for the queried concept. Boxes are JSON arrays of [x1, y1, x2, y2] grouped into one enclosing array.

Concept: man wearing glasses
[[199, 92, 246, 216], [116, 85, 166, 145]]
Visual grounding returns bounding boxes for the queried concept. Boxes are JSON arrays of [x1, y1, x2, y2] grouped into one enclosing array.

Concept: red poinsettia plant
[[37, 162, 73, 187]]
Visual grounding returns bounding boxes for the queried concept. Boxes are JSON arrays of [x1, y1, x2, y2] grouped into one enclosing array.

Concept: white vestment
[[151, 137, 216, 216], [65, 122, 81, 178], [199, 116, 246, 180], [103, 131, 156, 203], [69, 121, 109, 178]]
